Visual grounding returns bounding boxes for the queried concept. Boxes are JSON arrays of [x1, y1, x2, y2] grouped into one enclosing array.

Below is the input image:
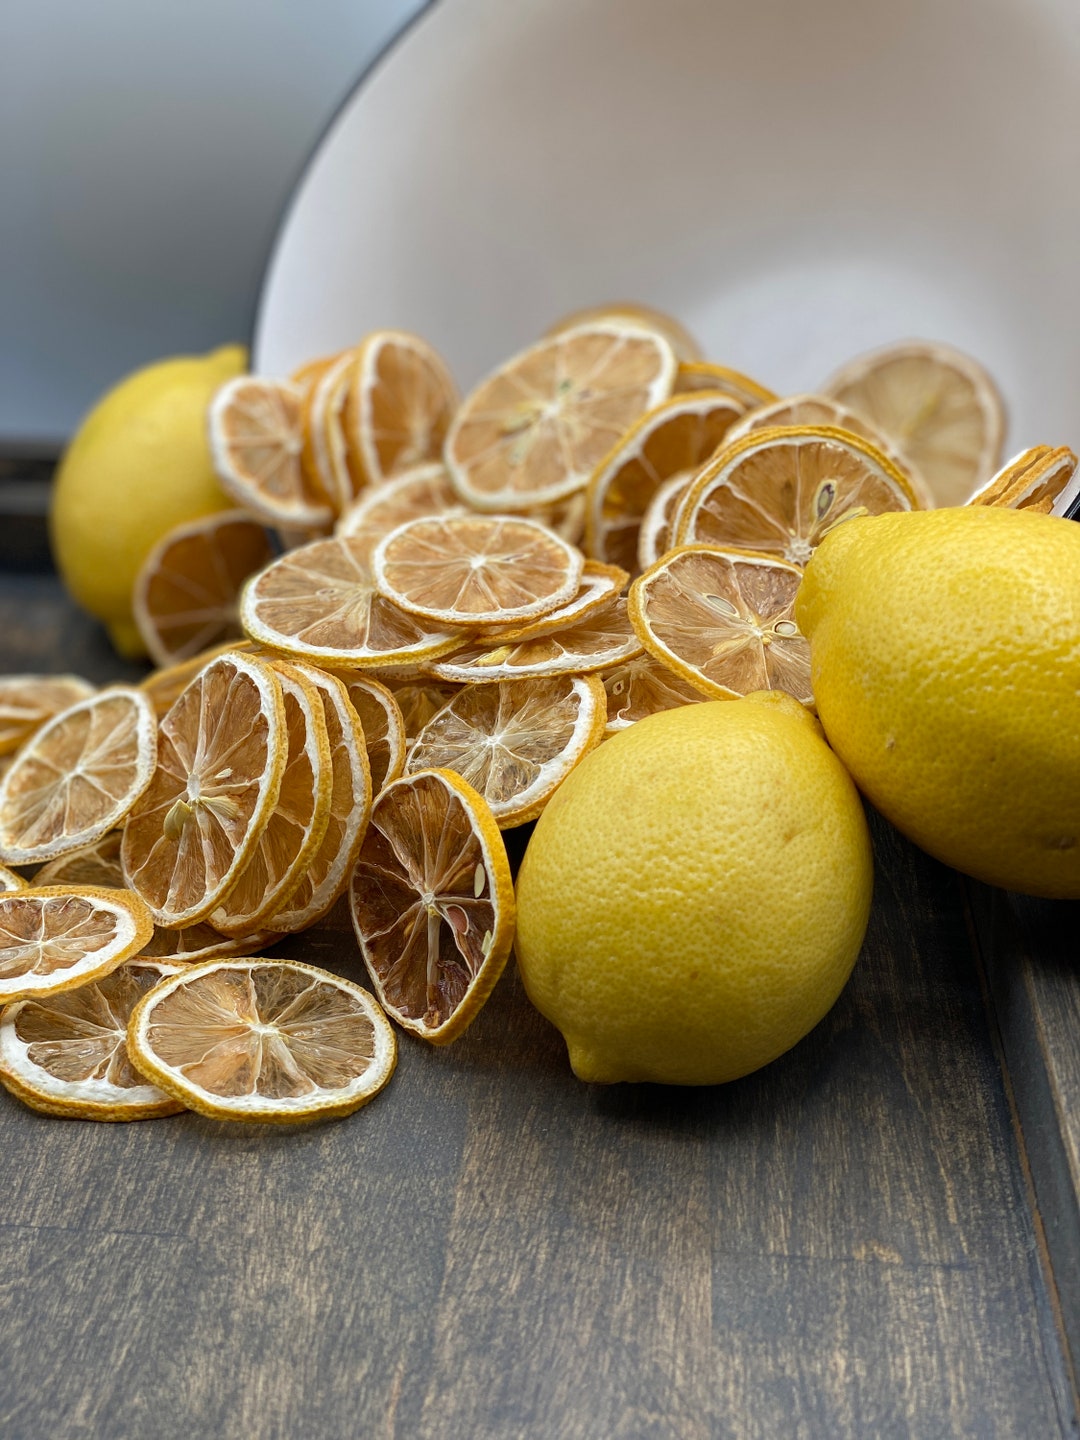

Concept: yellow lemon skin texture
[[514, 693, 873, 1085], [796, 506, 1080, 898], [49, 344, 245, 657]]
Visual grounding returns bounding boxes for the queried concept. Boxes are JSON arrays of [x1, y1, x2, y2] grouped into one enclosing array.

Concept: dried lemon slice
[[138, 923, 277, 964], [676, 425, 918, 565], [0, 689, 157, 865], [372, 515, 583, 627], [629, 545, 812, 704], [602, 652, 708, 732], [445, 322, 677, 511], [429, 598, 641, 682], [474, 561, 628, 642], [637, 472, 696, 572], [127, 958, 397, 1123], [674, 361, 777, 406], [35, 831, 124, 888], [349, 769, 515, 1043], [342, 330, 459, 490], [330, 673, 406, 794], [0, 886, 154, 1004], [0, 960, 183, 1120], [585, 390, 746, 572], [385, 678, 464, 743], [967, 445, 1079, 515], [336, 463, 466, 553], [121, 651, 287, 927], [301, 349, 356, 513], [133, 510, 275, 667], [265, 664, 371, 934], [546, 301, 702, 361], [0, 675, 96, 756], [208, 661, 332, 934], [239, 534, 463, 669], [139, 641, 246, 718], [823, 340, 1005, 507], [406, 675, 606, 827], [209, 375, 333, 529]]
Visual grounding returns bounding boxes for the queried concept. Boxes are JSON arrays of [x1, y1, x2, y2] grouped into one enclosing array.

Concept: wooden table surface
[[1, 572, 1077, 1440]]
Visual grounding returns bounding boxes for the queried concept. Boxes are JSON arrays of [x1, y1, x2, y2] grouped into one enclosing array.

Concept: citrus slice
[[475, 561, 628, 642], [722, 392, 933, 508], [34, 831, 124, 888], [676, 425, 918, 565], [585, 390, 746, 571], [531, 491, 588, 546], [139, 641, 246, 718], [405, 675, 606, 828], [133, 510, 275, 668], [127, 958, 396, 1123], [336, 463, 466, 554], [342, 330, 459, 491], [546, 301, 702, 361], [0, 675, 96, 756], [628, 545, 812, 704], [430, 598, 642, 682], [265, 664, 371, 933], [822, 340, 1006, 507], [674, 361, 777, 406], [121, 651, 287, 927], [637, 472, 695, 572], [385, 678, 464, 742], [0, 885, 154, 1004], [349, 769, 515, 1043], [239, 534, 463, 669], [138, 923, 277, 964], [602, 651, 708, 732], [0, 689, 157, 865], [0, 959, 184, 1120], [445, 322, 677, 511], [209, 374, 334, 529], [290, 354, 337, 397], [373, 515, 583, 627], [330, 674, 406, 794], [967, 445, 1079, 515], [208, 661, 332, 934], [300, 349, 356, 513]]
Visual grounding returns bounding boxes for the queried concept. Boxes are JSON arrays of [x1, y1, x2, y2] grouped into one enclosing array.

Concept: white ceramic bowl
[[254, 0, 1080, 452]]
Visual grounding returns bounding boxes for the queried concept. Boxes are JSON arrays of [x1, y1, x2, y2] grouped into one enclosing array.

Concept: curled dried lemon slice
[[0, 688, 157, 865], [474, 561, 628, 643], [0, 674, 96, 756], [121, 651, 287, 927], [0, 960, 183, 1120], [0, 885, 154, 1004], [674, 361, 777, 406], [126, 958, 397, 1123], [349, 769, 515, 1043], [676, 425, 918, 566], [445, 322, 677, 511], [966, 445, 1079, 515], [637, 472, 696, 572], [546, 301, 702, 362], [209, 375, 333, 529], [406, 675, 607, 827], [429, 598, 641, 683], [342, 330, 459, 491], [372, 515, 583, 628], [628, 545, 812, 705], [602, 652, 708, 732], [329, 673, 406, 795]]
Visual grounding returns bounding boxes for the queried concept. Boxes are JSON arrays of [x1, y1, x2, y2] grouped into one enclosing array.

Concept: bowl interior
[[255, 0, 1080, 453]]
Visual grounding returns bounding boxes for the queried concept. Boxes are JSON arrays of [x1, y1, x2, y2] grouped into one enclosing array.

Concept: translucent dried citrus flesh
[[121, 652, 287, 927], [967, 445, 1079, 515], [133, 511, 275, 668], [475, 561, 628, 642], [823, 340, 1005, 507], [343, 330, 460, 491], [0, 675, 96, 756], [445, 321, 677, 511], [0, 689, 157, 865], [329, 673, 406, 795], [301, 349, 356, 513], [384, 678, 464, 742], [138, 923, 277, 964], [0, 886, 154, 1003], [373, 515, 583, 627], [139, 642, 248, 719], [290, 353, 338, 398], [127, 958, 397, 1123], [637, 472, 695, 572], [209, 375, 333, 529], [240, 534, 463, 669], [674, 361, 777, 406], [336, 464, 466, 555], [602, 651, 709, 732], [676, 425, 918, 567], [209, 662, 332, 934], [585, 390, 746, 572], [546, 301, 702, 362], [349, 769, 515, 1043], [629, 545, 812, 704], [35, 831, 124, 888], [265, 664, 371, 934], [406, 675, 607, 828], [430, 597, 642, 682], [0, 960, 183, 1120]]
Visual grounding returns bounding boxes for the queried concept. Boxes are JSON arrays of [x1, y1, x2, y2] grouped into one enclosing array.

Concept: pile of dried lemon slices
[[2, 305, 1077, 1125]]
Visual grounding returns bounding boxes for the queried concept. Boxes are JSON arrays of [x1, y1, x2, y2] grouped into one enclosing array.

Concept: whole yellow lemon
[[795, 506, 1080, 897], [50, 344, 245, 657], [514, 692, 873, 1085]]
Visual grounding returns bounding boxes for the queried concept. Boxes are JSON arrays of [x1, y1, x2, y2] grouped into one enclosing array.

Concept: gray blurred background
[[1, 0, 427, 445]]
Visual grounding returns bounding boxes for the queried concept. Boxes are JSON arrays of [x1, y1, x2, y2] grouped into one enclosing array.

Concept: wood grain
[[0, 575, 1075, 1439]]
